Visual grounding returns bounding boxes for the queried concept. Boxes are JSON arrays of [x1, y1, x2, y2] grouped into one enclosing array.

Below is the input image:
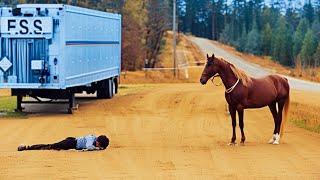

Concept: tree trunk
[[212, 4, 216, 40]]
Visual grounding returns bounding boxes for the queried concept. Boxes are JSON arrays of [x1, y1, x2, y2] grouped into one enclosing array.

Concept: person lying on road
[[17, 134, 109, 151]]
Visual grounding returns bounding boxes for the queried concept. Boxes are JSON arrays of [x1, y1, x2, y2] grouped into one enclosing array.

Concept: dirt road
[[0, 84, 319, 179], [189, 36, 320, 92]]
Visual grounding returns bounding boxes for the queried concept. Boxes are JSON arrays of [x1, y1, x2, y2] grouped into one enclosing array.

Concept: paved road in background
[[189, 36, 320, 92]]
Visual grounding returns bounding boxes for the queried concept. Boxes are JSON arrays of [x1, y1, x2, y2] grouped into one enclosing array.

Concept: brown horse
[[200, 54, 290, 145]]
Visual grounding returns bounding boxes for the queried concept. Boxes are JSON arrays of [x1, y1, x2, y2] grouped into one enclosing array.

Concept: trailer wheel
[[97, 80, 106, 99], [97, 79, 113, 99], [106, 78, 114, 99]]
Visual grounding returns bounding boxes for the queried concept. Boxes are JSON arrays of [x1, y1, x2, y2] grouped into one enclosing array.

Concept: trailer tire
[[106, 78, 114, 99], [97, 80, 106, 99], [97, 79, 113, 99]]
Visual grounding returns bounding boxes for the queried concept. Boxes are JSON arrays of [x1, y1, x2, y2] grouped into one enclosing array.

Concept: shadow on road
[[22, 94, 99, 114]]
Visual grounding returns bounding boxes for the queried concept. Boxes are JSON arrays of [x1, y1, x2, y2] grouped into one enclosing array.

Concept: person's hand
[[95, 147, 103, 150]]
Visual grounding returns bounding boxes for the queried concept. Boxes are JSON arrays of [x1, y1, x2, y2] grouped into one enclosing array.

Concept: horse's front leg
[[229, 105, 237, 145], [238, 109, 246, 145]]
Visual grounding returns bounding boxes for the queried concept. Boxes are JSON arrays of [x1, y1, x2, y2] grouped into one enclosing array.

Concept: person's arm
[[80, 147, 101, 151], [86, 144, 97, 151], [84, 135, 99, 151]]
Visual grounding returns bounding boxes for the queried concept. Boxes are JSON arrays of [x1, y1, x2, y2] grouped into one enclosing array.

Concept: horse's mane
[[219, 58, 252, 87]]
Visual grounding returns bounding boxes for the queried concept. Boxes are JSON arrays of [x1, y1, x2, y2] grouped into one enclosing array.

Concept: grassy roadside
[[0, 96, 26, 118], [289, 101, 320, 133]]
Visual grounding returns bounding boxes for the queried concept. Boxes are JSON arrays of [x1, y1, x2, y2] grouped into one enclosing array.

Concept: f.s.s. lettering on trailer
[[0, 17, 52, 37]]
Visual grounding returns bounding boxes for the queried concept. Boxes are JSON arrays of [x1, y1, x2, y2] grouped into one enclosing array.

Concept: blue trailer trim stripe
[[66, 41, 119, 46]]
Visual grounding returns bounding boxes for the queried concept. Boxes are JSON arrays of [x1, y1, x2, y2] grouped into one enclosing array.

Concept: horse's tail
[[280, 93, 290, 137]]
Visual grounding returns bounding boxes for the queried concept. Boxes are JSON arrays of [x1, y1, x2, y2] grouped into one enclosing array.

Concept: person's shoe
[[18, 144, 27, 151]]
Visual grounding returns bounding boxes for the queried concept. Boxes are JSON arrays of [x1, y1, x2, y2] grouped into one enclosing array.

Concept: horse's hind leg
[[268, 102, 278, 144], [238, 109, 245, 145], [228, 105, 237, 145], [273, 99, 285, 145]]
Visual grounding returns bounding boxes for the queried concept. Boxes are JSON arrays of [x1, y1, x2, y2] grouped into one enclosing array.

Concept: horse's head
[[200, 53, 219, 85]]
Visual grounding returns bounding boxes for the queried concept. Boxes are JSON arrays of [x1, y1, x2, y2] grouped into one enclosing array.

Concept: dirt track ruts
[[0, 84, 319, 179]]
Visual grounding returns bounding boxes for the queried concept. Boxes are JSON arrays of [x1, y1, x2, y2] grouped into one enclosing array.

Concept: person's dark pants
[[26, 137, 77, 150]]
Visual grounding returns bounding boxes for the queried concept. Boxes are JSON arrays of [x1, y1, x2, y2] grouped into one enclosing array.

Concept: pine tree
[[261, 23, 272, 55], [293, 19, 309, 57], [316, 0, 320, 22], [211, 0, 226, 40], [300, 29, 318, 67], [272, 17, 293, 66], [235, 25, 247, 52], [303, 1, 315, 24], [314, 42, 320, 67], [245, 23, 261, 55], [219, 23, 232, 44], [312, 19, 320, 41], [285, 0, 299, 29]]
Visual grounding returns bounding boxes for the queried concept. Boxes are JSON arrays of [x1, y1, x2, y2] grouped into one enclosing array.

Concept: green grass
[[0, 96, 27, 118], [289, 101, 320, 134], [290, 118, 320, 134], [0, 96, 16, 111]]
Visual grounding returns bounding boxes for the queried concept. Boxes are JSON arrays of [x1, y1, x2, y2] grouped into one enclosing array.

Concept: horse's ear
[[206, 54, 209, 59], [212, 53, 215, 59]]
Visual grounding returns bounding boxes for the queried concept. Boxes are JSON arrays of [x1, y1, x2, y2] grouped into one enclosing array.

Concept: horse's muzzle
[[200, 78, 207, 85]]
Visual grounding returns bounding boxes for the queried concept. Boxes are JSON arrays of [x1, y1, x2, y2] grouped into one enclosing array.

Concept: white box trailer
[[0, 4, 122, 113]]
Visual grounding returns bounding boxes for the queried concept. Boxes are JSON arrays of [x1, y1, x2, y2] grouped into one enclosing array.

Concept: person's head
[[95, 135, 109, 149]]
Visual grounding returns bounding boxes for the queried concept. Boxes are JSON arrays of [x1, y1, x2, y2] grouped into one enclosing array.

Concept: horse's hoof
[[268, 139, 275, 144], [272, 141, 280, 145], [272, 134, 280, 145], [228, 142, 237, 146], [240, 142, 245, 146], [268, 134, 277, 144]]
